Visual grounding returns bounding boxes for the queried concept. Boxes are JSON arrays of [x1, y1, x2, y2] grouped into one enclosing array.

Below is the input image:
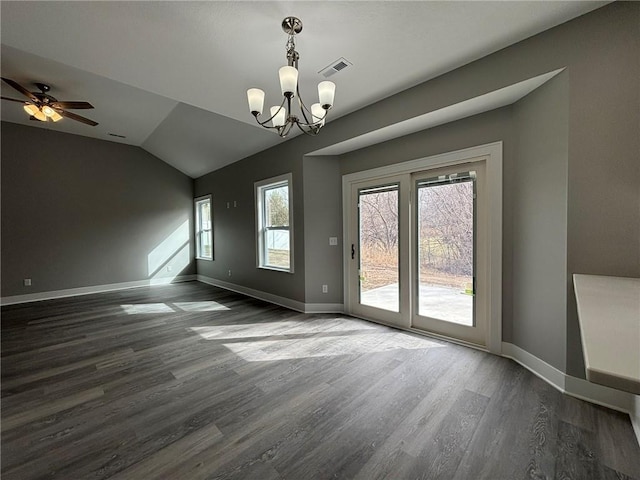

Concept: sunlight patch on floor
[[121, 303, 175, 314], [120, 301, 230, 315], [173, 301, 231, 312], [189, 317, 378, 340], [221, 332, 444, 362]]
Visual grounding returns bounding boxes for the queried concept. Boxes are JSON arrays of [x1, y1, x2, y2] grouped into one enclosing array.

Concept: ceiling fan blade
[[1, 77, 39, 103], [51, 101, 94, 110], [58, 109, 99, 126], [1, 96, 27, 104]]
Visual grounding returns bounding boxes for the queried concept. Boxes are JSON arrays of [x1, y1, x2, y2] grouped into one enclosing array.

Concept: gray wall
[[194, 141, 307, 303], [303, 155, 343, 304], [1, 122, 195, 297], [512, 73, 569, 371], [563, 3, 640, 376], [194, 2, 639, 377]]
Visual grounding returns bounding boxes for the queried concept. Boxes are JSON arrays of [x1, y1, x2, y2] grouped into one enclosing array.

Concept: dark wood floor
[[1, 282, 639, 480]]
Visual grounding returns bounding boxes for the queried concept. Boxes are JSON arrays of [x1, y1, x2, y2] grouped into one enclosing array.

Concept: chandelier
[[246, 17, 336, 138]]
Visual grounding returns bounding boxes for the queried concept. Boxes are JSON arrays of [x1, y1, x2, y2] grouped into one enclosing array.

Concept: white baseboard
[[0, 275, 197, 306], [564, 375, 635, 414], [196, 275, 344, 314], [304, 303, 345, 314], [196, 275, 306, 312], [502, 341, 640, 445]]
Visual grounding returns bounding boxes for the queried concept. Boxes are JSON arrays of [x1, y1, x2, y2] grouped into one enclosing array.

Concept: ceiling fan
[[1, 77, 98, 126]]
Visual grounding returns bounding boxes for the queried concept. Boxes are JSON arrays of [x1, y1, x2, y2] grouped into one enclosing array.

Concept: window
[[255, 173, 293, 272], [195, 195, 212, 260]]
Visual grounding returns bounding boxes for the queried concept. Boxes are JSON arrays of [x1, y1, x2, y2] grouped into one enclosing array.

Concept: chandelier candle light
[[247, 16, 336, 137]]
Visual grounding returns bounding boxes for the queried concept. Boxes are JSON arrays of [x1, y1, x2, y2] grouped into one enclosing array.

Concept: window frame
[[255, 173, 294, 273], [194, 195, 213, 261]]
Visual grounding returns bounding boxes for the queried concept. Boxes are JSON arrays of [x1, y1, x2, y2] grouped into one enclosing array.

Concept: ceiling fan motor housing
[[34, 82, 51, 93]]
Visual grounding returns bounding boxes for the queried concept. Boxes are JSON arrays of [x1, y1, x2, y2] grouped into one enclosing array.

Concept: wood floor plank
[[1, 386, 104, 431], [1, 348, 134, 389], [1, 360, 234, 462], [555, 420, 601, 479], [452, 360, 552, 479], [100, 422, 223, 480], [155, 381, 336, 480], [594, 405, 640, 478], [407, 389, 490, 480], [2, 281, 639, 480]]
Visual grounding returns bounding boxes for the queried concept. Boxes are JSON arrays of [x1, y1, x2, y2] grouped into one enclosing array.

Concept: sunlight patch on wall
[[190, 317, 377, 341], [150, 244, 190, 284], [222, 332, 444, 362], [147, 220, 190, 277]]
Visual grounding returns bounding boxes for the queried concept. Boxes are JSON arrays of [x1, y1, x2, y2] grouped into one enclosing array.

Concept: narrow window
[[195, 195, 213, 260], [255, 173, 293, 272]]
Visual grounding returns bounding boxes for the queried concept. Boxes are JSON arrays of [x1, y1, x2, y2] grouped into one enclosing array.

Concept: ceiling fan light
[[23, 103, 39, 116], [270, 106, 286, 127], [318, 81, 336, 109], [33, 109, 47, 122], [51, 111, 63, 122], [247, 88, 265, 116], [279, 66, 298, 97], [42, 105, 56, 117], [311, 103, 325, 126]]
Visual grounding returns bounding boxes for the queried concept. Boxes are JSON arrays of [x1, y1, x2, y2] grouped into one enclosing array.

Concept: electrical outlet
[[322, 285, 328, 294], [228, 270, 232, 277], [23, 278, 32, 287], [329, 237, 338, 246]]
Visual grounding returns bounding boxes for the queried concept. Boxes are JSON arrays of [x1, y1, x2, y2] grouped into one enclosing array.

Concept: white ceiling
[[1, 1, 606, 178]]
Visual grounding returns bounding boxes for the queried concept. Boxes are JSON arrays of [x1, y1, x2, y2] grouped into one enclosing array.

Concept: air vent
[[108, 133, 126, 139], [332, 60, 349, 72], [319, 57, 352, 78]]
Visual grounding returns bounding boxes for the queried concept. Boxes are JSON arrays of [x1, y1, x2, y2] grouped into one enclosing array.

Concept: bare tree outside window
[[359, 188, 399, 294], [418, 181, 474, 290], [256, 174, 293, 272], [264, 186, 290, 269], [357, 180, 474, 294]]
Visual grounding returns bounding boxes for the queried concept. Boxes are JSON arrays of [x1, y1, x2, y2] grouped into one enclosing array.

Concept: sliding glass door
[[411, 163, 486, 345], [347, 161, 487, 346], [348, 176, 409, 328], [358, 183, 400, 313]]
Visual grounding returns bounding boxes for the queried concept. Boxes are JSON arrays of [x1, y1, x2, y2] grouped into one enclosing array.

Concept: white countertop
[[573, 274, 640, 395]]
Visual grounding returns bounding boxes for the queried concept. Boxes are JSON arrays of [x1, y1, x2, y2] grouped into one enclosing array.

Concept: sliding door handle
[[351, 244, 355, 260]]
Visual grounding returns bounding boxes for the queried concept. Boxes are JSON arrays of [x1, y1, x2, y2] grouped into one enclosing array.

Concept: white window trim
[[255, 173, 294, 273], [195, 195, 213, 261]]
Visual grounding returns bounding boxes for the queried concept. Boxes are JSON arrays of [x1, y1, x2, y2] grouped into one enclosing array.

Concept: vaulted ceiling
[[1, 1, 606, 178]]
